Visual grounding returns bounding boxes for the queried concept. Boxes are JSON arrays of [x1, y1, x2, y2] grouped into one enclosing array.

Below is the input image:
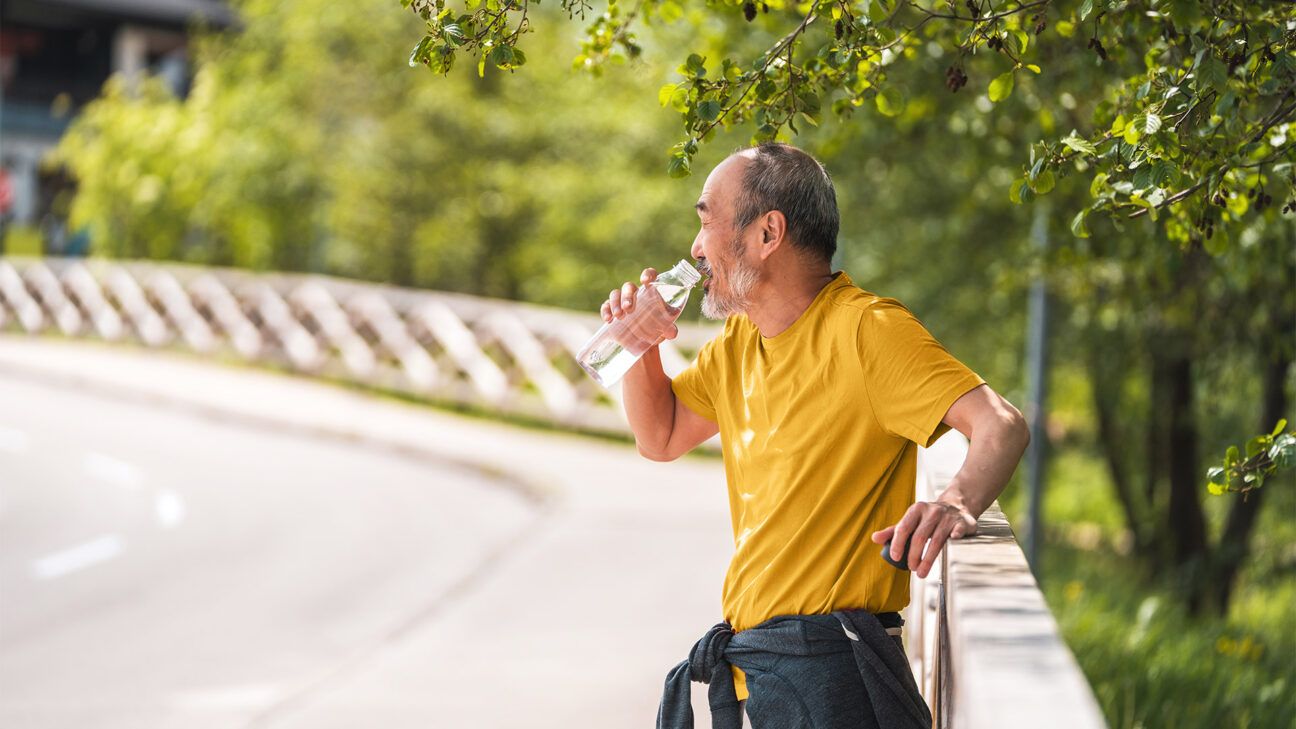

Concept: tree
[[52, 0, 705, 309]]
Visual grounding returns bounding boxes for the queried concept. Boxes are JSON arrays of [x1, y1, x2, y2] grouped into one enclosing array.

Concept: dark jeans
[[737, 632, 908, 729]]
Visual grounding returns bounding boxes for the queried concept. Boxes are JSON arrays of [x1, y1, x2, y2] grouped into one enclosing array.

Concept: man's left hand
[[870, 499, 978, 578]]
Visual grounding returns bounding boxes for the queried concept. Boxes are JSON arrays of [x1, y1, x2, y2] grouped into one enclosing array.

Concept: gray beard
[[701, 258, 759, 320]]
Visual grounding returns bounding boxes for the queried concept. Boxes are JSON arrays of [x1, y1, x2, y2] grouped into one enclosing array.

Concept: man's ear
[[757, 210, 787, 261]]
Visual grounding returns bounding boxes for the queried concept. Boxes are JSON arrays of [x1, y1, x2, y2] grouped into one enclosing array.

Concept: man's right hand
[[599, 268, 679, 354]]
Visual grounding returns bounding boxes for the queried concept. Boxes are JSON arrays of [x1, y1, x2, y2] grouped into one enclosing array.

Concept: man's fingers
[[916, 522, 955, 579], [663, 323, 679, 341], [871, 527, 895, 545], [600, 300, 612, 322], [640, 267, 658, 285], [907, 513, 939, 572], [621, 282, 637, 312], [890, 506, 923, 561], [607, 288, 623, 317]]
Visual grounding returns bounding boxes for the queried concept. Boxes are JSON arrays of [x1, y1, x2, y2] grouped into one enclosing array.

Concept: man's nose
[[690, 235, 704, 261]]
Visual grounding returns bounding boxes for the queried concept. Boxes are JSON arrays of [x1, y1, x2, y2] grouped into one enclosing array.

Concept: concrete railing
[[0, 256, 717, 435], [911, 435, 1107, 728], [1, 256, 1106, 727]]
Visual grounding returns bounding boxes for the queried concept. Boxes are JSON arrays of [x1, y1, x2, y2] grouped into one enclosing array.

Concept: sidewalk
[[0, 336, 734, 728]]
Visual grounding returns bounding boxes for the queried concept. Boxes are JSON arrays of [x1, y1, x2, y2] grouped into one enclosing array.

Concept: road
[[0, 374, 539, 728], [0, 337, 735, 729]]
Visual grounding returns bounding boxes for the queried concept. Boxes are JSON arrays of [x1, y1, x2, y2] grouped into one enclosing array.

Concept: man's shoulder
[[825, 278, 903, 321]]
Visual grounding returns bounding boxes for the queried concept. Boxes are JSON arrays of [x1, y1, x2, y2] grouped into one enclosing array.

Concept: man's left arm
[[870, 384, 1030, 578]]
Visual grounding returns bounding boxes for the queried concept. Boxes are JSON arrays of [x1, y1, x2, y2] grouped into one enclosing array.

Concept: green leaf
[[1141, 112, 1162, 135], [1270, 433, 1296, 469], [875, 87, 905, 117], [488, 44, 514, 69], [683, 53, 707, 78], [1009, 177, 1026, 204], [867, 0, 889, 25], [1029, 169, 1055, 194], [697, 100, 722, 122], [442, 23, 465, 46], [667, 153, 692, 178], [1246, 435, 1267, 458], [658, 84, 678, 107], [1207, 481, 1225, 495], [1271, 418, 1288, 437], [1071, 210, 1090, 238], [1013, 30, 1029, 55], [1123, 122, 1141, 145], [408, 36, 434, 68], [1062, 133, 1098, 156], [1055, 20, 1076, 37], [1207, 466, 1227, 485], [1078, 0, 1095, 21], [1090, 172, 1109, 198], [988, 71, 1015, 103], [1226, 445, 1240, 465], [1197, 56, 1228, 92], [668, 85, 689, 112], [1133, 165, 1153, 191], [1009, 177, 1034, 204]]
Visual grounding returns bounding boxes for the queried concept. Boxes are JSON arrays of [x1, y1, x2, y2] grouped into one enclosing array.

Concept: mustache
[[696, 259, 712, 277]]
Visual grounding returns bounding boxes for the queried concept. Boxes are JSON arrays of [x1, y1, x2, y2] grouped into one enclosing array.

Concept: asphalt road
[[0, 374, 541, 729]]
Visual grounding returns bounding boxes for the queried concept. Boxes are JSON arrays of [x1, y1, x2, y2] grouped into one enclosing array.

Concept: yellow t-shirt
[[670, 272, 985, 701]]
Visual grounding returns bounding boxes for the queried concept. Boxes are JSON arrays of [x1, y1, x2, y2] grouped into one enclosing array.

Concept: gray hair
[[731, 143, 839, 263]]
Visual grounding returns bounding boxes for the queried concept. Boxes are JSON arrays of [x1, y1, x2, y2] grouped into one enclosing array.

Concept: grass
[[1010, 441, 1296, 729], [1039, 542, 1294, 729]]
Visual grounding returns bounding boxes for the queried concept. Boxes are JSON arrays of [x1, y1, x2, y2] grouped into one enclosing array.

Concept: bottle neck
[[657, 261, 700, 289]]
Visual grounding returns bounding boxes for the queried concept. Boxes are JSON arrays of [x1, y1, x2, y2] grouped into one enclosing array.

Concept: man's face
[[691, 156, 760, 320]]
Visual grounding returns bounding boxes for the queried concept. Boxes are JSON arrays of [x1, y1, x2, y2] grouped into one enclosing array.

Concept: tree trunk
[[1144, 349, 1173, 568], [1165, 354, 1210, 614], [1088, 350, 1145, 551]]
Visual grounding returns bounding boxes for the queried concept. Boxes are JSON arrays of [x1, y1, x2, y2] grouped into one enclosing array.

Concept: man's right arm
[[621, 346, 718, 461]]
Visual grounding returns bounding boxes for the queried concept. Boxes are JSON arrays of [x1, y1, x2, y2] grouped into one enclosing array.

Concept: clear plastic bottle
[[576, 259, 702, 387]]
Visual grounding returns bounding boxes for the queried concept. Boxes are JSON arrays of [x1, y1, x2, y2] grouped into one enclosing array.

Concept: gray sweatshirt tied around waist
[[656, 609, 933, 729]]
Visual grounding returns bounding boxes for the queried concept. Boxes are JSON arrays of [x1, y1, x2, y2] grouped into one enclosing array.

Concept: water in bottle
[[576, 259, 702, 387]]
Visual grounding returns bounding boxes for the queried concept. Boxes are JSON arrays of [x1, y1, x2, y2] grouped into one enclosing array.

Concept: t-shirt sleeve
[[670, 330, 723, 423], [858, 298, 986, 447]]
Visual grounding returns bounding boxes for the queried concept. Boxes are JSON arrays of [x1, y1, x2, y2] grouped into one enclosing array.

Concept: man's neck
[[744, 268, 837, 339]]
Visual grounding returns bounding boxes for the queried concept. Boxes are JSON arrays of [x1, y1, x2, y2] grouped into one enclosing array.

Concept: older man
[[599, 143, 1029, 728]]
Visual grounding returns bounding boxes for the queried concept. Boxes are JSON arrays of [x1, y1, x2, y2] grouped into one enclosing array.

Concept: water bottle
[[576, 259, 702, 387]]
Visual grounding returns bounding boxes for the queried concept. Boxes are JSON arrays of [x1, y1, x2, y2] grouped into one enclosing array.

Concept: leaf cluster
[[1206, 418, 1295, 497]]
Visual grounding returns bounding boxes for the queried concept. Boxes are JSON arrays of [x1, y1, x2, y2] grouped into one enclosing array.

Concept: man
[[599, 143, 1030, 728]]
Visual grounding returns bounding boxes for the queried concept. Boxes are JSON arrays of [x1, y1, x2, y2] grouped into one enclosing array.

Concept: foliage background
[[36, 0, 1296, 726]]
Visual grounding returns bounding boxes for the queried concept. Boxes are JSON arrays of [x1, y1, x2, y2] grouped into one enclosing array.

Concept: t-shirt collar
[[757, 270, 851, 348]]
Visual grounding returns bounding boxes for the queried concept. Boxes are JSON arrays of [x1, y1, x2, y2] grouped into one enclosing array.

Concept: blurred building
[[0, 0, 233, 250]]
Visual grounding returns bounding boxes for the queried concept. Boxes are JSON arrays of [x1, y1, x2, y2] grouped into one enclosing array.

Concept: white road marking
[[84, 452, 143, 490], [154, 489, 186, 529], [0, 426, 30, 453], [30, 534, 125, 580], [170, 683, 281, 711]]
